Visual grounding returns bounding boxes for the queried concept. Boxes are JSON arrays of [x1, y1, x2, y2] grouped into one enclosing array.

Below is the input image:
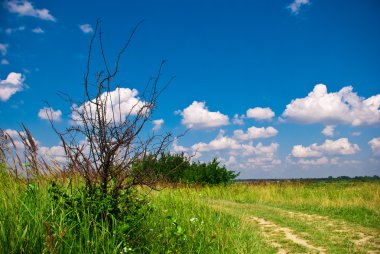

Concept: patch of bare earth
[[210, 202, 325, 253], [248, 216, 327, 254], [282, 210, 380, 253]]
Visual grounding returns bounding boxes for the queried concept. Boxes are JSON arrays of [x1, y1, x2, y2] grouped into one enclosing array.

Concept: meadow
[[143, 180, 380, 254], [1, 167, 379, 253]]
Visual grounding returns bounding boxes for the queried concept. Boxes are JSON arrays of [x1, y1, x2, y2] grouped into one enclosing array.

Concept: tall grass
[[141, 187, 276, 253], [0, 168, 145, 253], [2, 163, 379, 254], [180, 181, 380, 229]]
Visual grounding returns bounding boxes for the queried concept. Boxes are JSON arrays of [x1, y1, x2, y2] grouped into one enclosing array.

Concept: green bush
[[137, 153, 239, 184]]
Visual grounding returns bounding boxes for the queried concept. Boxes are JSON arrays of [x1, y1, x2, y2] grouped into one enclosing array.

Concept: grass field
[[143, 181, 380, 253], [1, 173, 379, 253]]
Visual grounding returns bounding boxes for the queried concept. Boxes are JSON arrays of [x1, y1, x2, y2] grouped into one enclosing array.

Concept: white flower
[[190, 217, 199, 223]]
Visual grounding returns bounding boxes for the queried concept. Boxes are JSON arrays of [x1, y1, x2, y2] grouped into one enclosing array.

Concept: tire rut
[[209, 199, 380, 254]]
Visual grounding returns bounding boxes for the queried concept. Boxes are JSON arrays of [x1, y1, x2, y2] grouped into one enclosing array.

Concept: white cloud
[[39, 145, 66, 163], [71, 87, 147, 124], [38, 107, 62, 121], [351, 131, 361, 137], [191, 131, 240, 152], [0, 43, 8, 56], [322, 125, 335, 137], [368, 137, 380, 157], [298, 157, 329, 166], [32, 27, 44, 34], [180, 101, 229, 129], [3, 128, 66, 165], [234, 126, 278, 141], [3, 128, 39, 151], [291, 145, 322, 158], [171, 138, 189, 153], [222, 156, 237, 167], [237, 142, 280, 170], [315, 138, 360, 155], [152, 119, 164, 131], [79, 24, 93, 34], [1, 59, 9, 65], [0, 72, 25, 102], [232, 114, 244, 125], [4, 129, 24, 139], [287, 0, 310, 15], [291, 138, 360, 158], [246, 107, 275, 120], [6, 0, 55, 21], [241, 142, 279, 157], [192, 130, 280, 170], [282, 84, 380, 126], [247, 156, 281, 168]]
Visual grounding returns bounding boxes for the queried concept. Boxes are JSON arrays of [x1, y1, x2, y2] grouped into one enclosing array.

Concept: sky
[[0, 0, 380, 179]]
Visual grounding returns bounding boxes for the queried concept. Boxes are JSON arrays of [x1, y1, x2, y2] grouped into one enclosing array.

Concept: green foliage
[[136, 153, 240, 184], [48, 181, 147, 251], [185, 158, 240, 185]]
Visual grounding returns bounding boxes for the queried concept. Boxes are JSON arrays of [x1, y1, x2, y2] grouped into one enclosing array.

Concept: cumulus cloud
[[3, 128, 67, 165], [190, 129, 280, 170], [79, 24, 93, 34], [191, 131, 240, 152], [38, 107, 62, 121], [180, 101, 229, 129], [1, 59, 10, 65], [291, 138, 360, 158], [0, 43, 8, 56], [39, 145, 67, 163], [235, 142, 280, 170], [3, 128, 39, 151], [298, 157, 329, 166], [71, 87, 147, 124], [246, 107, 275, 120], [287, 0, 310, 15], [6, 0, 56, 21], [241, 142, 279, 157], [322, 125, 335, 137], [232, 114, 244, 125], [282, 84, 380, 126], [234, 126, 278, 141], [368, 137, 380, 157], [4, 129, 24, 139], [0, 72, 25, 102], [247, 156, 281, 168], [220, 156, 237, 167], [291, 145, 322, 158], [171, 138, 189, 153], [152, 119, 164, 131], [32, 27, 44, 34]]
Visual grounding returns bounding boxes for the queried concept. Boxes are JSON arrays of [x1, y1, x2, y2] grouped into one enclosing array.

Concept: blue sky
[[1, 0, 379, 178]]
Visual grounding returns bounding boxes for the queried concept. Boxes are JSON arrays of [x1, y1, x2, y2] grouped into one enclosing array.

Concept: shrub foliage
[[136, 153, 240, 184]]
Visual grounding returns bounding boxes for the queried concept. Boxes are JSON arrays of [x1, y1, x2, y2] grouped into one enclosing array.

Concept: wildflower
[[189, 217, 198, 223]]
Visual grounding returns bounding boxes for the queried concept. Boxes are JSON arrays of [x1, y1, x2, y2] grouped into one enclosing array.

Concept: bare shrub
[[47, 20, 174, 197]]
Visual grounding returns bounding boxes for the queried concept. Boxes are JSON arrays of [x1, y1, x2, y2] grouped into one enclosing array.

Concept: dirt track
[[210, 200, 380, 254]]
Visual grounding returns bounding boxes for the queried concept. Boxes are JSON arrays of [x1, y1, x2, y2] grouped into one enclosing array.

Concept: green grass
[[0, 172, 143, 253], [1, 167, 379, 254], [143, 181, 380, 253]]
